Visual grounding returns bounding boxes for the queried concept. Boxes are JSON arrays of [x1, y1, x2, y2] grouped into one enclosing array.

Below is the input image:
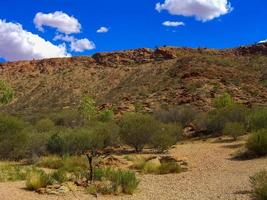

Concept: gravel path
[[0, 137, 266, 200]]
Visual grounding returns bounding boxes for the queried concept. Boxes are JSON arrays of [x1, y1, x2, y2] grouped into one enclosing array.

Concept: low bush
[[37, 156, 88, 172], [246, 130, 267, 156], [0, 164, 30, 182], [0, 114, 28, 160], [35, 118, 55, 133], [223, 122, 246, 140], [36, 156, 64, 169], [93, 168, 139, 195], [207, 104, 247, 134], [154, 105, 198, 127], [159, 161, 181, 174], [248, 108, 267, 131], [26, 168, 52, 190], [51, 169, 68, 183], [250, 170, 267, 200]]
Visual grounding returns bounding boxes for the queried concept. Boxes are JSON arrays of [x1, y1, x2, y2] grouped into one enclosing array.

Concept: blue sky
[[0, 0, 267, 61]]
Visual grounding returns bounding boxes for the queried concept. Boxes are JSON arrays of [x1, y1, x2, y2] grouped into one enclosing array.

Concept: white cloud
[[71, 39, 95, 52], [54, 34, 95, 52], [156, 0, 232, 22], [34, 11, 81, 34], [97, 27, 109, 33], [0, 19, 70, 61], [258, 39, 267, 44], [162, 21, 185, 27]]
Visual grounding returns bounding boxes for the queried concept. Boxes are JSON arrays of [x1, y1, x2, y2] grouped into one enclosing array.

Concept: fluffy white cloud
[[97, 27, 109, 33], [54, 34, 95, 52], [258, 39, 267, 44], [34, 11, 81, 34], [156, 0, 232, 22], [162, 21, 185, 27], [0, 19, 70, 61]]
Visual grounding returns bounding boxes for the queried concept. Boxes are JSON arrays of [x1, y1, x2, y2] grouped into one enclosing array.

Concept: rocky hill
[[1, 43, 267, 115]]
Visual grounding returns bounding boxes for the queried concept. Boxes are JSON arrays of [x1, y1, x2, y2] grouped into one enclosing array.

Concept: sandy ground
[[0, 137, 266, 200]]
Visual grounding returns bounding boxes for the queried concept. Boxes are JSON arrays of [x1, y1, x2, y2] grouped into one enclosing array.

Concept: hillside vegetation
[[1, 43, 267, 115]]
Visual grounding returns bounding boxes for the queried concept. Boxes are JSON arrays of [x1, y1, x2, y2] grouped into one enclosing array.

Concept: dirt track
[[0, 137, 266, 200]]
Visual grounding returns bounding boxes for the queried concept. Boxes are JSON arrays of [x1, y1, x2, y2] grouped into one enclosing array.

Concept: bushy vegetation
[[250, 170, 267, 200], [246, 130, 267, 156], [223, 122, 246, 140], [93, 167, 139, 195], [0, 163, 31, 182], [119, 113, 182, 152], [26, 168, 52, 190]]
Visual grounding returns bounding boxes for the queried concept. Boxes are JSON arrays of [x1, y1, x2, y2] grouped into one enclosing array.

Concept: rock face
[[236, 42, 267, 55], [1, 45, 267, 114]]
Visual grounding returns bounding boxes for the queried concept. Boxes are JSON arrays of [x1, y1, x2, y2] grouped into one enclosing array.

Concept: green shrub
[[97, 109, 114, 122], [150, 123, 182, 152], [154, 105, 198, 127], [213, 93, 234, 109], [248, 108, 267, 131], [207, 104, 247, 134], [0, 164, 30, 182], [47, 133, 65, 155], [0, 80, 13, 106], [143, 160, 160, 174], [0, 114, 28, 159], [91, 122, 120, 148], [159, 162, 181, 174], [37, 156, 64, 169], [35, 118, 55, 132], [119, 113, 160, 152], [94, 168, 139, 195], [223, 122, 246, 140], [51, 169, 68, 183], [250, 170, 267, 200], [26, 168, 52, 190], [247, 130, 267, 156], [37, 156, 88, 172], [51, 109, 84, 127]]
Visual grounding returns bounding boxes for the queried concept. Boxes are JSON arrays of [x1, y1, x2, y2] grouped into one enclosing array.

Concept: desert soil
[[0, 137, 266, 200]]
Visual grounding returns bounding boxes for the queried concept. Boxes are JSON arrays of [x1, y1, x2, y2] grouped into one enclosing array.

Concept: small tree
[[223, 122, 245, 140], [119, 113, 160, 152], [150, 123, 182, 152]]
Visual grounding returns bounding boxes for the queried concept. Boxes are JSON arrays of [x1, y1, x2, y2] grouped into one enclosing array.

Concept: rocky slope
[[1, 43, 267, 114]]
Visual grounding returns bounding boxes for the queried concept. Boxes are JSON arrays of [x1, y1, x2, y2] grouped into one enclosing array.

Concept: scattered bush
[[0, 114, 28, 159], [248, 108, 267, 131], [155, 105, 198, 127], [246, 130, 267, 156], [223, 122, 246, 140], [150, 123, 182, 152], [37, 156, 88, 172], [119, 113, 160, 152], [94, 168, 139, 195], [36, 156, 64, 169], [207, 104, 247, 134], [47, 133, 65, 155], [250, 170, 267, 200], [51, 109, 84, 128], [97, 109, 114, 122], [159, 161, 181, 174], [35, 118, 55, 132], [213, 93, 234, 109], [0, 164, 30, 182], [26, 168, 52, 190], [51, 169, 68, 183]]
